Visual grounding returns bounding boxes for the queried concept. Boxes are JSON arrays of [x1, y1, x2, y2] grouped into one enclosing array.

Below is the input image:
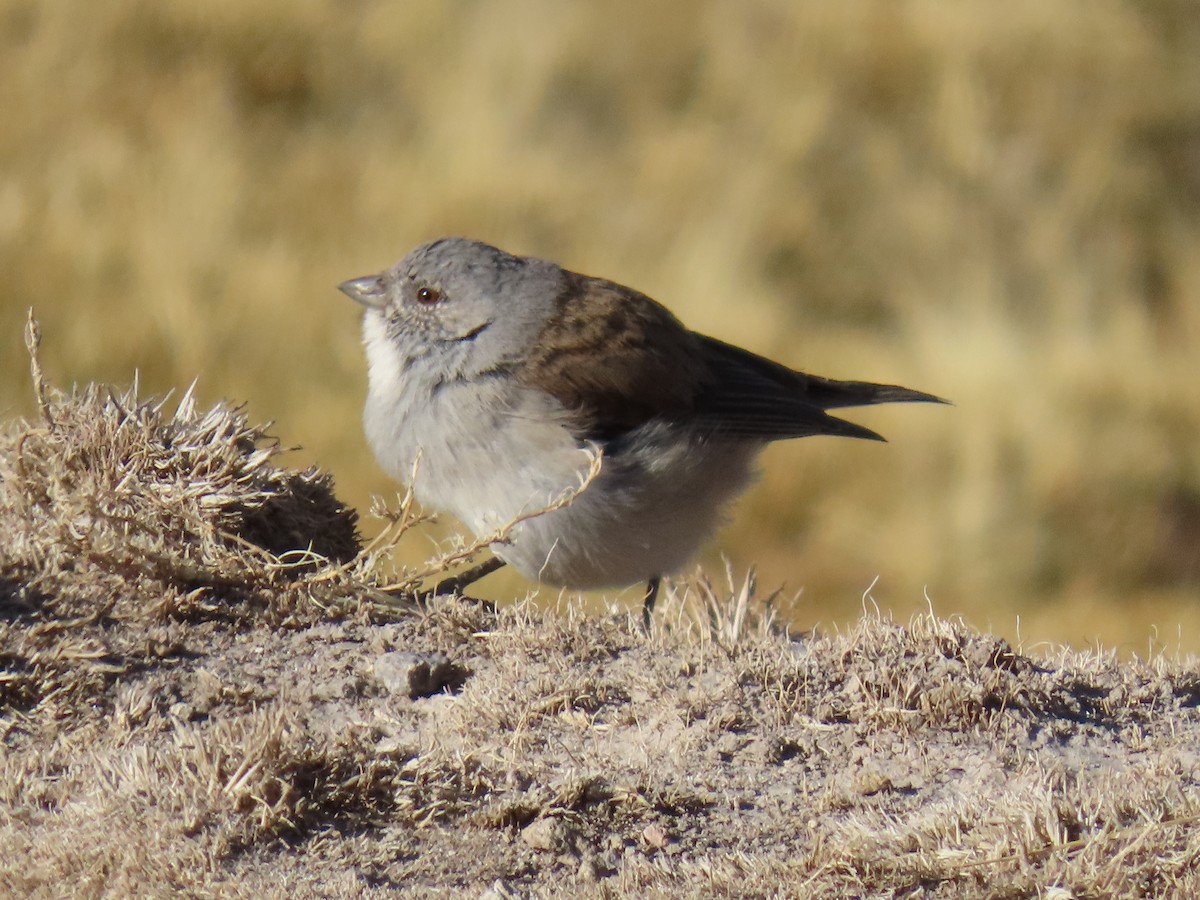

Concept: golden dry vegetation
[[2, 0, 1199, 649]]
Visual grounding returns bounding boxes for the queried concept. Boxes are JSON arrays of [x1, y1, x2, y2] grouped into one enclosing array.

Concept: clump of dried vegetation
[[2, 320, 366, 732], [3, 343, 1200, 896]]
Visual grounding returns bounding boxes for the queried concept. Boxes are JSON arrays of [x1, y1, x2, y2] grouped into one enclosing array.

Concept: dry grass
[[1, 3, 1198, 645], [3, 379, 1200, 897]]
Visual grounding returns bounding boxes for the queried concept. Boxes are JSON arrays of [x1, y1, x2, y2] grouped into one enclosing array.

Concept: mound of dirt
[[3, 378, 1200, 898]]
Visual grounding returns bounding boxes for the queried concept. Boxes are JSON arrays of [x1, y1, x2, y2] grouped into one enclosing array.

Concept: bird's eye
[[416, 286, 442, 305]]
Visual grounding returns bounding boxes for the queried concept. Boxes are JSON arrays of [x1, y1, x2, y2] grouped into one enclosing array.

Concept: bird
[[339, 237, 943, 625]]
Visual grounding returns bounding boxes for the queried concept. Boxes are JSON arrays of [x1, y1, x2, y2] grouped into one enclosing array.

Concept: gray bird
[[339, 237, 943, 623]]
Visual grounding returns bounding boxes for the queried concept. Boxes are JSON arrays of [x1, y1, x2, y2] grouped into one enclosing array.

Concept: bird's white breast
[[363, 312, 593, 531], [361, 312, 760, 589]]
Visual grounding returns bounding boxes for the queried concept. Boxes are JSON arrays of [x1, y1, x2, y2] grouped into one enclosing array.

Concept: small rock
[[714, 733, 742, 759], [521, 817, 568, 852], [641, 823, 669, 849], [576, 855, 603, 883], [192, 669, 223, 714], [311, 675, 350, 702], [372, 651, 466, 699], [477, 879, 520, 899], [851, 769, 893, 797], [168, 701, 195, 722]]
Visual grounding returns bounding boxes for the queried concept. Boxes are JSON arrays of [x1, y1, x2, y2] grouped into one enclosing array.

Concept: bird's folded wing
[[686, 336, 946, 442], [514, 275, 707, 438], [515, 273, 945, 445]]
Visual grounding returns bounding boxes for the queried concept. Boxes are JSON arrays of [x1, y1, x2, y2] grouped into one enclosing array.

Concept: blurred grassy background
[[2, 0, 1198, 653]]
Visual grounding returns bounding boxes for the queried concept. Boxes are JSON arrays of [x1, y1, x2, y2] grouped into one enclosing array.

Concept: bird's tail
[[803, 375, 948, 411]]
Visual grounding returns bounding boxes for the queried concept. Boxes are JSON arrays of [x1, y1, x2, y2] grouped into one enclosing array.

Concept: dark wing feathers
[[515, 274, 707, 437], [689, 335, 945, 442], [690, 391, 889, 442], [517, 273, 945, 443], [698, 336, 944, 408]]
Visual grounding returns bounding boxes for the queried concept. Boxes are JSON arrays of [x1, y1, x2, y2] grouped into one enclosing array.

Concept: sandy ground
[[3, 376, 1200, 897]]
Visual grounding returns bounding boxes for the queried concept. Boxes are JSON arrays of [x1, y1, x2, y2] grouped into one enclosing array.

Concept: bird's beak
[[337, 274, 389, 309]]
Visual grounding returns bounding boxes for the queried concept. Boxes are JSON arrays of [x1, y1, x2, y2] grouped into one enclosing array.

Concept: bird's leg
[[641, 576, 661, 631], [422, 556, 507, 606]]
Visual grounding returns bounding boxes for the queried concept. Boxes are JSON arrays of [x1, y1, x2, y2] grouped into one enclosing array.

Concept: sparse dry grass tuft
[[0, 708, 404, 897], [0, 336, 370, 737]]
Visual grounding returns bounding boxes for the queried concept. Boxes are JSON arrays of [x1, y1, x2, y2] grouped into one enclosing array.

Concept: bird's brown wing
[[515, 272, 944, 443], [514, 273, 707, 438]]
